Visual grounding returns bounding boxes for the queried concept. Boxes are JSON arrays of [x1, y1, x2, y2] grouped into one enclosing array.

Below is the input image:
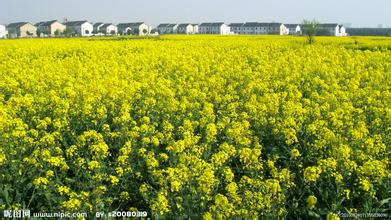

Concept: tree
[[63, 27, 73, 37], [54, 29, 61, 37], [302, 19, 319, 44]]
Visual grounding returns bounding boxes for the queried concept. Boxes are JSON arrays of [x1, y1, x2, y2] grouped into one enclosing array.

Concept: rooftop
[[177, 23, 192, 28], [229, 23, 244, 27], [93, 22, 104, 28], [65, 21, 89, 26], [285, 24, 300, 28], [118, 22, 145, 27], [318, 23, 339, 27], [199, 22, 225, 27], [101, 23, 115, 28], [7, 22, 30, 28], [35, 20, 60, 27]]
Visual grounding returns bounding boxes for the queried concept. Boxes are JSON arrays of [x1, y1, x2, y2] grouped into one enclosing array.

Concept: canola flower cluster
[[0, 35, 390, 218]]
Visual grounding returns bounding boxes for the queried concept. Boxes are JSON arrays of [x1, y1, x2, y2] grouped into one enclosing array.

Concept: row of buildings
[[0, 20, 153, 38], [0, 20, 347, 38], [158, 22, 347, 36]]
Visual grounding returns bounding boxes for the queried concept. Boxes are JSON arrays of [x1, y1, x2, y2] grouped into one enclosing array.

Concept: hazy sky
[[0, 0, 389, 27]]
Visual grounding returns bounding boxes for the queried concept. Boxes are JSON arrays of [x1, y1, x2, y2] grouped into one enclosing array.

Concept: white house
[[157, 23, 178, 34], [0, 24, 7, 38], [118, 23, 132, 35], [7, 22, 37, 38], [100, 23, 118, 35], [339, 25, 347, 36], [229, 23, 244, 34], [318, 23, 346, 36], [285, 24, 301, 35], [242, 22, 262, 34], [192, 24, 199, 34], [93, 22, 105, 34], [239, 22, 288, 35], [35, 20, 66, 37], [156, 24, 167, 34], [118, 22, 150, 35], [130, 22, 151, 35], [177, 23, 195, 34], [199, 23, 230, 35], [260, 23, 289, 35], [65, 21, 93, 37]]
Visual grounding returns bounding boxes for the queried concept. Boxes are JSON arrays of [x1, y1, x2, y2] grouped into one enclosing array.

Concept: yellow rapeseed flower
[[290, 148, 301, 159], [33, 177, 49, 189], [307, 195, 317, 209], [304, 166, 322, 183], [58, 186, 71, 196]]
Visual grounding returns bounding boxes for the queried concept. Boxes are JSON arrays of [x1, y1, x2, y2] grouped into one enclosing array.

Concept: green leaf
[[379, 198, 391, 207]]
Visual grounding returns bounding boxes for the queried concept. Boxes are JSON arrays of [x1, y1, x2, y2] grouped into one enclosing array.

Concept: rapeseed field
[[0, 35, 390, 218]]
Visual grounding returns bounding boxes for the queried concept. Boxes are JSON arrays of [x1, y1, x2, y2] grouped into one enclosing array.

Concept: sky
[[0, 0, 390, 27]]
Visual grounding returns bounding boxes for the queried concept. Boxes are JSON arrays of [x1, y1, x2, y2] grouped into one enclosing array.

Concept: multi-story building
[[35, 20, 66, 36], [65, 21, 93, 36], [157, 23, 178, 34], [176, 23, 196, 34], [0, 24, 7, 38], [229, 23, 244, 34], [199, 22, 231, 35], [285, 24, 301, 35], [7, 22, 37, 38]]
